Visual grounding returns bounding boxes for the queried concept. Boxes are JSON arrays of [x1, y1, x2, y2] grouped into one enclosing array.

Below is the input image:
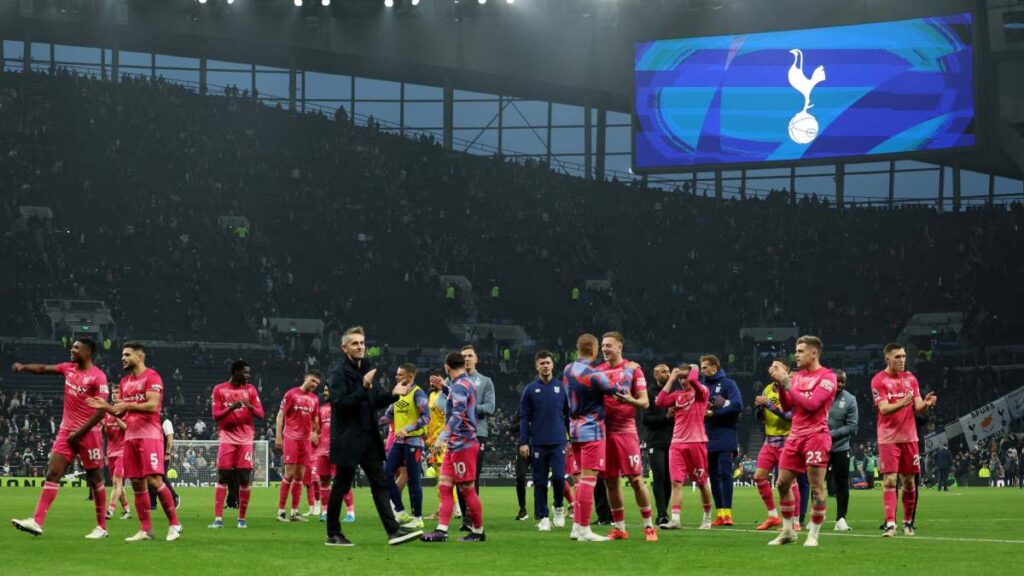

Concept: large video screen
[[633, 13, 975, 172]]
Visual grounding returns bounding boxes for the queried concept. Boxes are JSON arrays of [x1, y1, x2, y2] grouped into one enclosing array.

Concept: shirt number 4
[[805, 451, 824, 465]]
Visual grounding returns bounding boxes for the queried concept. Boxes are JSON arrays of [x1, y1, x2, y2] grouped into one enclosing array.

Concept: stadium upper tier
[[0, 69, 1022, 352]]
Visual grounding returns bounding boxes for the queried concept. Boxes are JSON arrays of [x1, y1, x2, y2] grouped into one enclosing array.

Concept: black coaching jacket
[[327, 355, 398, 468]]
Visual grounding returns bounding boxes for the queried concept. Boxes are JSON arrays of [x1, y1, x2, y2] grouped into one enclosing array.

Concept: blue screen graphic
[[634, 13, 975, 172]]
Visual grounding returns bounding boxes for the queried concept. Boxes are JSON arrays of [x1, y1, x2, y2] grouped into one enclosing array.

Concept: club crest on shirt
[[554, 386, 560, 394]]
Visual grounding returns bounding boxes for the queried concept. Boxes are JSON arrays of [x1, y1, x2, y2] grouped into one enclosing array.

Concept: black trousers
[[828, 449, 851, 520], [327, 439, 399, 538], [594, 476, 612, 522], [648, 446, 671, 518], [937, 467, 951, 491], [515, 450, 530, 511]]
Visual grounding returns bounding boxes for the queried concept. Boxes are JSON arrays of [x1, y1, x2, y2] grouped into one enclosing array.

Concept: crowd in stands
[[1, 68, 1023, 480]]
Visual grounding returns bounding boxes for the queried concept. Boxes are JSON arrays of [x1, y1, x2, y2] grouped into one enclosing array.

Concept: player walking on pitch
[[275, 370, 321, 522], [766, 336, 837, 548], [595, 332, 657, 542], [209, 360, 264, 529], [655, 365, 714, 530], [10, 338, 110, 539], [89, 342, 182, 542], [872, 343, 937, 537]]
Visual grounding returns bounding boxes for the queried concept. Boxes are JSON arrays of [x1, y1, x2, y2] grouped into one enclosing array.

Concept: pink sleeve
[[93, 372, 110, 398], [249, 386, 265, 420], [146, 373, 164, 394], [778, 385, 794, 412], [788, 379, 836, 412], [212, 387, 231, 421], [281, 390, 293, 414], [911, 375, 922, 399], [655, 389, 675, 408], [692, 380, 709, 403], [55, 362, 74, 376], [633, 367, 648, 393], [870, 374, 885, 406]]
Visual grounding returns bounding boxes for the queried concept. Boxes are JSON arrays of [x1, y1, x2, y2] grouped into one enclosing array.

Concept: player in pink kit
[[766, 335, 837, 548], [275, 370, 321, 522], [872, 343, 937, 538], [654, 365, 714, 530], [101, 386, 131, 521], [89, 342, 182, 542], [208, 360, 265, 529], [10, 338, 110, 539], [595, 332, 657, 542]]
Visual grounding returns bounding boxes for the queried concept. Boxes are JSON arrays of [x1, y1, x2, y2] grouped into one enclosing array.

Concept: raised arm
[[11, 363, 62, 375], [785, 380, 835, 412]]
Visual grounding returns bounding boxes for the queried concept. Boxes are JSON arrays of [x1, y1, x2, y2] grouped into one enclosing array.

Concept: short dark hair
[[771, 358, 790, 371], [534, 350, 553, 362], [75, 337, 97, 356], [700, 355, 721, 369], [445, 351, 466, 369], [305, 369, 323, 380], [460, 344, 476, 353], [883, 343, 904, 356], [399, 363, 417, 375], [122, 341, 146, 353], [230, 360, 250, 374]]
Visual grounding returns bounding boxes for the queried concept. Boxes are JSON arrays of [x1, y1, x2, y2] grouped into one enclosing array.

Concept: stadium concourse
[[1, 63, 1023, 560]]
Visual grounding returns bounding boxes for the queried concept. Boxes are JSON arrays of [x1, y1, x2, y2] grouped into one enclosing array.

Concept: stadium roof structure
[[1, 0, 1021, 182]]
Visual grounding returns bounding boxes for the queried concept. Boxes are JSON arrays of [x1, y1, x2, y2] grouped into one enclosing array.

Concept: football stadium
[[1, 0, 1023, 574]]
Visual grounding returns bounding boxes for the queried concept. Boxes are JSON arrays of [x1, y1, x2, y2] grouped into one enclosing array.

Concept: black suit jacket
[[327, 356, 397, 468]]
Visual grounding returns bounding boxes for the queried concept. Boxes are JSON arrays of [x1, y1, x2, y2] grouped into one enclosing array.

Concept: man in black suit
[[324, 326, 422, 547]]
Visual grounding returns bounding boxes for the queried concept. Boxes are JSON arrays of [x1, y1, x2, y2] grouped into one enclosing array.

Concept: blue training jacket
[[702, 369, 743, 453]]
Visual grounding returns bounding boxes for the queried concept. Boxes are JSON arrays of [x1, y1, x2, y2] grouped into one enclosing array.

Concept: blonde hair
[[576, 334, 599, 357], [342, 326, 365, 346]]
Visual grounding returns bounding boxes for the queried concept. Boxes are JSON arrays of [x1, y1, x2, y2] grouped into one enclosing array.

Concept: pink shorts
[[669, 443, 708, 484], [879, 442, 920, 475], [602, 433, 643, 478], [51, 428, 104, 470], [779, 432, 832, 474], [313, 454, 336, 478], [756, 441, 785, 472], [572, 440, 606, 472], [283, 437, 312, 466], [107, 455, 124, 478], [217, 443, 254, 470], [564, 446, 578, 476], [441, 442, 479, 483], [123, 437, 165, 478]]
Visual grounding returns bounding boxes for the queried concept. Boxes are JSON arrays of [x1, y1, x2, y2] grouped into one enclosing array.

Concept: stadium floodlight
[[411, 0, 420, 5], [227, 0, 234, 5], [478, 0, 486, 5], [198, 0, 207, 4], [294, 0, 302, 7], [322, 0, 330, 5], [384, 0, 394, 7], [506, 0, 514, 4]]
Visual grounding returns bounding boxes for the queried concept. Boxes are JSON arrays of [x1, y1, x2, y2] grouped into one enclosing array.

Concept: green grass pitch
[[3, 483, 1022, 575]]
